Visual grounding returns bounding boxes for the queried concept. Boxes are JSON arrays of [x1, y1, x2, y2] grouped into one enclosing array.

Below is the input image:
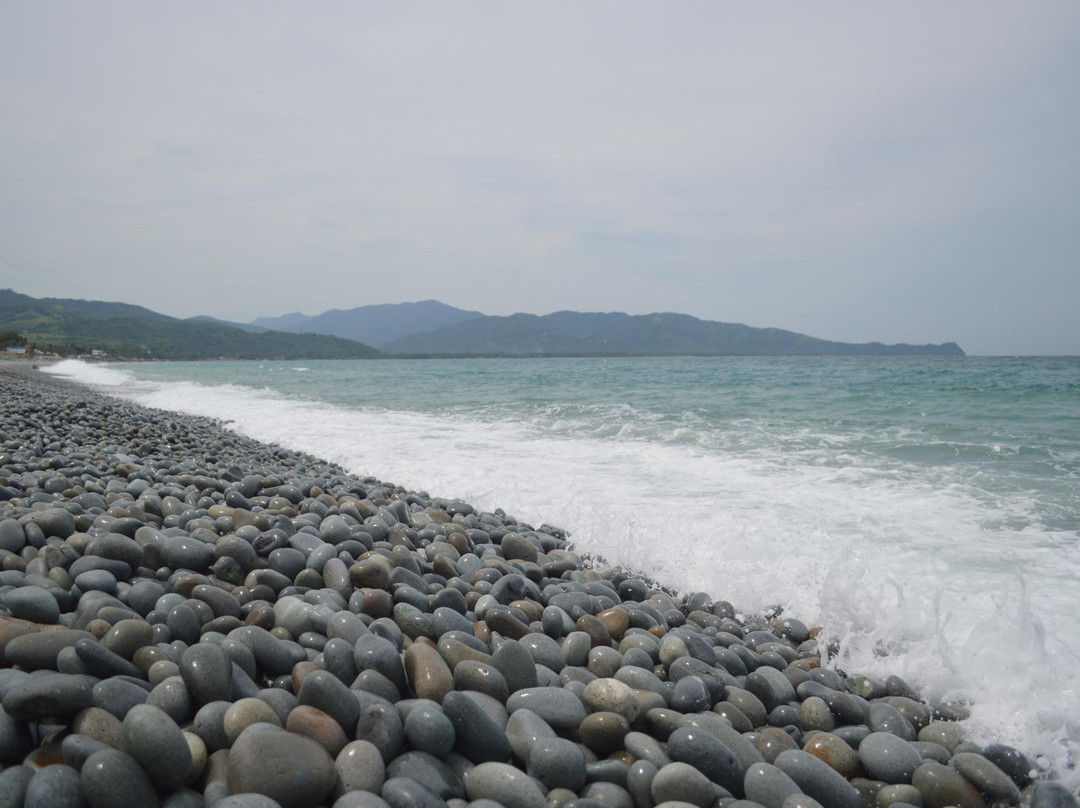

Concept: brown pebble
[[404, 642, 455, 704], [596, 607, 630, 640], [579, 711, 631, 755], [291, 661, 321, 693], [286, 704, 349, 757], [647, 626, 666, 639], [755, 727, 798, 763], [486, 608, 531, 640], [473, 620, 491, 644], [85, 619, 111, 639], [804, 731, 862, 778], [244, 604, 276, 630], [576, 614, 612, 648], [358, 589, 394, 620], [789, 657, 821, 671]]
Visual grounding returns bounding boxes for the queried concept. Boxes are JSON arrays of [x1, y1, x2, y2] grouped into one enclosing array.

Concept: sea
[[46, 355, 1080, 785]]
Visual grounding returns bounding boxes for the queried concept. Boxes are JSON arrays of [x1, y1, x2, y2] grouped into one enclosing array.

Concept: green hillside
[[383, 310, 965, 357], [0, 289, 380, 360]]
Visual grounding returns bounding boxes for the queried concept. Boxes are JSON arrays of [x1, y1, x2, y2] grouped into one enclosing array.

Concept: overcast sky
[[2, 3, 1078, 355]]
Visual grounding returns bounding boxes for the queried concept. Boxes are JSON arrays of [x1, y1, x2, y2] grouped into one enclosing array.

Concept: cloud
[[1, 1, 1078, 353]]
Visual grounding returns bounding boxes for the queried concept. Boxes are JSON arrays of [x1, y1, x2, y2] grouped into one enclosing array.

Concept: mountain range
[[0, 289, 965, 358], [0, 289, 379, 360]]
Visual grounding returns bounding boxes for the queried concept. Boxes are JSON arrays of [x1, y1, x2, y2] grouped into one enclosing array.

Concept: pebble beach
[[0, 363, 1075, 808]]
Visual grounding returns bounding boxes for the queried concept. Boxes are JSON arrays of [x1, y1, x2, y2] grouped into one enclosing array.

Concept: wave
[[45, 359, 1080, 786]]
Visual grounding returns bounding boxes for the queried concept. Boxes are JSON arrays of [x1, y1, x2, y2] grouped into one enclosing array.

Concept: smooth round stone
[[214, 796, 283, 808], [73, 638, 143, 679], [5, 585, 61, 623], [562, 631, 592, 667], [386, 751, 464, 800], [858, 732, 922, 784], [4, 629, 95, 671], [403, 642, 454, 704], [670, 675, 710, 713], [950, 752, 1021, 805], [800, 697, 835, 732], [505, 708, 558, 763], [179, 642, 233, 705], [579, 711, 631, 755], [225, 697, 283, 744], [651, 761, 716, 808], [756, 727, 799, 764], [774, 749, 860, 808], [0, 765, 34, 808], [667, 725, 745, 797], [25, 508, 76, 539], [147, 675, 192, 723], [597, 607, 631, 639], [583, 677, 640, 723], [527, 737, 586, 791], [3, 672, 96, 720], [334, 790, 395, 808], [80, 748, 160, 808], [92, 676, 149, 719], [624, 731, 672, 768], [869, 703, 917, 741], [71, 707, 124, 748], [452, 660, 509, 703], [727, 687, 769, 728], [442, 690, 512, 763], [627, 759, 660, 808], [1030, 782, 1080, 807], [166, 605, 201, 645], [581, 781, 636, 808], [404, 701, 456, 758], [60, 733, 110, 770], [464, 761, 547, 808], [506, 687, 587, 729], [876, 783, 924, 806], [286, 704, 348, 757], [804, 731, 861, 779], [162, 536, 214, 571], [183, 729, 208, 785], [228, 726, 337, 808], [380, 776, 446, 808], [917, 722, 966, 753], [355, 702, 406, 763], [297, 669, 360, 736], [911, 760, 985, 808], [101, 619, 153, 660], [491, 639, 538, 694], [191, 700, 233, 753], [982, 744, 1036, 789], [335, 739, 386, 795], [76, 570, 119, 595], [521, 633, 567, 673], [121, 703, 191, 794], [24, 763, 84, 808], [0, 702, 34, 763], [746, 667, 797, 714], [744, 761, 802, 808]]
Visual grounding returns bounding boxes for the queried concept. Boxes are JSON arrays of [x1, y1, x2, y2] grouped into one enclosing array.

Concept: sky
[[2, 3, 1079, 355]]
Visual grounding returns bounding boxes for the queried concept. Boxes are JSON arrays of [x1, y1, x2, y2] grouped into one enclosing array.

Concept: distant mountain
[[248, 300, 484, 349], [250, 311, 313, 332], [186, 315, 268, 334], [382, 310, 965, 357], [0, 289, 380, 360]]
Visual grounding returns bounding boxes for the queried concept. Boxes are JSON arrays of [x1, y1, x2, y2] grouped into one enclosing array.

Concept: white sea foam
[[45, 359, 1080, 787]]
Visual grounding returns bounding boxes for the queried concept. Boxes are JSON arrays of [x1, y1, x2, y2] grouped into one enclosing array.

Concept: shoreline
[[0, 363, 1074, 805]]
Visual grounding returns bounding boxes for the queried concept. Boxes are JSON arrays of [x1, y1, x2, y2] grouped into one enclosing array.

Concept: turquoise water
[[50, 356, 1080, 781]]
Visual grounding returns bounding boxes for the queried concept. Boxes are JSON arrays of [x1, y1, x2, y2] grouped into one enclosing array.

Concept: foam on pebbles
[[0, 364, 1075, 807]]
